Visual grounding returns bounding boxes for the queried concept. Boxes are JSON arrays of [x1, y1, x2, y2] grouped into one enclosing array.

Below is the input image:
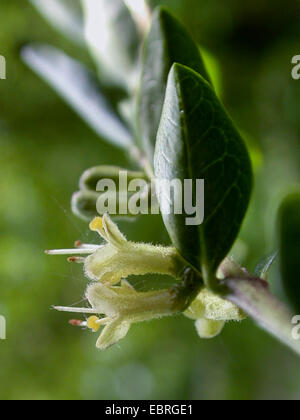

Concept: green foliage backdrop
[[0, 0, 300, 400]]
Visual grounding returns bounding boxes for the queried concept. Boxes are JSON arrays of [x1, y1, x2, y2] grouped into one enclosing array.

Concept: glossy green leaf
[[81, 0, 139, 88], [30, 0, 84, 45], [279, 193, 300, 312], [137, 6, 210, 162], [154, 64, 252, 282], [21, 45, 132, 148]]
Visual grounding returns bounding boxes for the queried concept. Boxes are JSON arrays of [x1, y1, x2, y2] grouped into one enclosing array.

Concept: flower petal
[[195, 318, 225, 339], [84, 243, 123, 284], [102, 213, 127, 247], [185, 288, 245, 322], [184, 298, 205, 320], [96, 319, 131, 349], [89, 214, 127, 248], [200, 289, 245, 321], [86, 282, 119, 318]]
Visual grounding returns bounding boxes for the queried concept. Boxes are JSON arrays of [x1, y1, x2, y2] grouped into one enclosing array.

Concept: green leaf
[[279, 193, 300, 312], [81, 0, 139, 88], [154, 64, 252, 285], [137, 6, 210, 162], [30, 0, 84, 45], [21, 45, 132, 149]]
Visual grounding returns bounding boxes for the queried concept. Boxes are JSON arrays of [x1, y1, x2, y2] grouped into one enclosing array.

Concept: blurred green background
[[0, 0, 300, 400]]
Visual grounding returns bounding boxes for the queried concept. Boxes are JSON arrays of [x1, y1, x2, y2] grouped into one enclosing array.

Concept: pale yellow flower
[[184, 288, 245, 339], [47, 213, 184, 285], [55, 280, 181, 349], [48, 215, 245, 349], [85, 214, 184, 284], [87, 280, 179, 349]]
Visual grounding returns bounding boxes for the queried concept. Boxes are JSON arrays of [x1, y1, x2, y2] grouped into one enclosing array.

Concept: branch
[[130, 145, 155, 180], [223, 277, 300, 356]]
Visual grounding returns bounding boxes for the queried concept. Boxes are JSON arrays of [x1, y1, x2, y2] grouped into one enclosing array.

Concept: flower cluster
[[48, 214, 244, 349]]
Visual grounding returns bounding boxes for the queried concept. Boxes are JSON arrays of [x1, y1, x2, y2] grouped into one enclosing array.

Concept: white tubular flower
[[88, 280, 180, 349], [48, 216, 246, 349], [85, 214, 184, 284], [184, 288, 246, 339], [55, 280, 179, 349], [46, 213, 184, 285]]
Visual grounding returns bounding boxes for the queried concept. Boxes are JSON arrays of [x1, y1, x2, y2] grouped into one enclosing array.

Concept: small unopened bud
[[72, 190, 99, 221], [79, 166, 146, 191], [72, 190, 140, 221]]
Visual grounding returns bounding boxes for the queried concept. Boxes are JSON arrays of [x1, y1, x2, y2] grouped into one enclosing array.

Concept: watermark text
[[96, 171, 205, 226], [292, 315, 300, 340], [0, 55, 6, 80], [0, 315, 6, 340], [292, 55, 300, 80]]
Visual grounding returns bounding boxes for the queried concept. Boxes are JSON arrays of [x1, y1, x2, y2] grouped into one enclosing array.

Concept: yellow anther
[[87, 316, 101, 332], [89, 217, 103, 233]]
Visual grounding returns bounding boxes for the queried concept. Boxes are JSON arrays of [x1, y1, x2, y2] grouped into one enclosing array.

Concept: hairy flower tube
[[88, 280, 183, 349], [47, 213, 184, 285], [48, 214, 244, 349], [56, 279, 192, 349]]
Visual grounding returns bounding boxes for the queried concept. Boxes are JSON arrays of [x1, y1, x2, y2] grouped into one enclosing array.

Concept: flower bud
[[79, 166, 146, 191]]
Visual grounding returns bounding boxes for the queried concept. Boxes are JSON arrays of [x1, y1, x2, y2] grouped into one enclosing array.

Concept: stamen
[[96, 317, 110, 326], [87, 316, 101, 332], [45, 248, 96, 256], [68, 256, 85, 264], [87, 316, 110, 332], [69, 319, 86, 327], [75, 241, 101, 250], [89, 217, 103, 233], [53, 306, 100, 314]]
